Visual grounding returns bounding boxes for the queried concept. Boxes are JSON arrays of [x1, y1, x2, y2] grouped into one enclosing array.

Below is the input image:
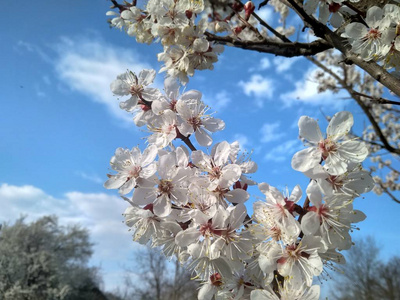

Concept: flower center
[[209, 166, 222, 181], [365, 28, 381, 41], [327, 175, 344, 192], [158, 180, 174, 195], [285, 244, 310, 260], [170, 99, 177, 112], [128, 165, 142, 178], [270, 226, 282, 241], [130, 84, 144, 96], [188, 116, 202, 130], [318, 138, 337, 159]]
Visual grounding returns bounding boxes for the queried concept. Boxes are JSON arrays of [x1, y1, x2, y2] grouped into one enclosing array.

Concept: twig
[[307, 56, 400, 155], [205, 32, 332, 57], [352, 91, 400, 106], [379, 182, 400, 204]]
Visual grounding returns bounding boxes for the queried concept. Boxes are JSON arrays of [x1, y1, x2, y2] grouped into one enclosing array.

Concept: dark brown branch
[[350, 93, 400, 155], [307, 56, 400, 155], [176, 128, 197, 151], [286, 0, 400, 97], [245, 0, 291, 43], [352, 136, 386, 149], [110, 0, 125, 11], [378, 182, 400, 204], [352, 91, 400, 106], [205, 32, 332, 57]]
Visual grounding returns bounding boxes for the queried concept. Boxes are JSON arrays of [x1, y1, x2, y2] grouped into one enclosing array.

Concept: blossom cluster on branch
[[104, 68, 373, 299], [103, 0, 400, 298], [106, 0, 400, 95]]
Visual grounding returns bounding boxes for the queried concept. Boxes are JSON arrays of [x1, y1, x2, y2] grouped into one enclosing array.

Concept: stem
[[378, 182, 400, 204], [175, 128, 197, 151], [351, 91, 400, 106]]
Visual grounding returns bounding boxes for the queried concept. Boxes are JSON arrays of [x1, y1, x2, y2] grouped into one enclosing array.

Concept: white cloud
[[260, 57, 271, 70], [212, 90, 231, 110], [272, 56, 301, 73], [264, 139, 302, 162], [239, 74, 274, 107], [260, 122, 285, 143], [53, 36, 154, 124], [248, 57, 270, 72], [232, 133, 250, 149], [15, 40, 52, 63], [257, 6, 273, 23], [0, 183, 138, 291], [279, 67, 348, 108], [75, 171, 103, 184]]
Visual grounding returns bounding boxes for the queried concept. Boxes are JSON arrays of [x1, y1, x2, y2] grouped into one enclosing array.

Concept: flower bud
[[185, 10, 193, 19], [210, 273, 223, 286], [328, 3, 341, 13], [231, 2, 243, 12], [233, 26, 242, 35], [244, 1, 255, 19]]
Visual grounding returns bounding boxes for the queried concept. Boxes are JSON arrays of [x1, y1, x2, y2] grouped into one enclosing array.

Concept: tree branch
[[307, 56, 400, 155], [352, 91, 400, 106], [205, 32, 332, 57], [378, 182, 400, 204], [286, 0, 400, 97]]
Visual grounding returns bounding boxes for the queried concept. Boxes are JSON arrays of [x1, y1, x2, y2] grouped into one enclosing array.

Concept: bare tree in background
[[331, 236, 400, 300], [121, 247, 199, 300]]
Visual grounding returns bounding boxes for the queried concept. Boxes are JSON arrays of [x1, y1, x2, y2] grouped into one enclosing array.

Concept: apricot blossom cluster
[[104, 67, 373, 299]]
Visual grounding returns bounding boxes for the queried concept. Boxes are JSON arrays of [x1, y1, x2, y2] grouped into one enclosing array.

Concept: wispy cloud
[[260, 121, 285, 143], [239, 74, 274, 107], [232, 133, 250, 150], [15, 40, 52, 63], [260, 57, 271, 70], [264, 139, 302, 162], [248, 57, 271, 72], [206, 90, 231, 110], [53, 36, 155, 124], [75, 171, 103, 184], [0, 183, 139, 291], [279, 67, 348, 108], [272, 56, 301, 73], [257, 6, 273, 23]]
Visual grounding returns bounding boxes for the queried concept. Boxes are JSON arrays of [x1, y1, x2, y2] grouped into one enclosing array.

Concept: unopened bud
[[231, 2, 243, 12], [328, 3, 341, 13], [141, 104, 151, 111], [143, 203, 154, 213], [234, 181, 248, 191], [244, 1, 255, 19], [233, 26, 242, 35], [185, 10, 193, 19], [210, 273, 223, 286]]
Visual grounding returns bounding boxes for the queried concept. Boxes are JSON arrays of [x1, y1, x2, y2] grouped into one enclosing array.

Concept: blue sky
[[2, 0, 400, 294]]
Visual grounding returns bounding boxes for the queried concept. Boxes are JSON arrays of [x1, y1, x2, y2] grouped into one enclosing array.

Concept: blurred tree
[[331, 236, 400, 300], [122, 247, 199, 300], [0, 215, 107, 300]]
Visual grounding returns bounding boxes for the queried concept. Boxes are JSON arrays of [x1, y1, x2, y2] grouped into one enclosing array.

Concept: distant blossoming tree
[[0, 216, 106, 300], [104, 0, 400, 299]]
